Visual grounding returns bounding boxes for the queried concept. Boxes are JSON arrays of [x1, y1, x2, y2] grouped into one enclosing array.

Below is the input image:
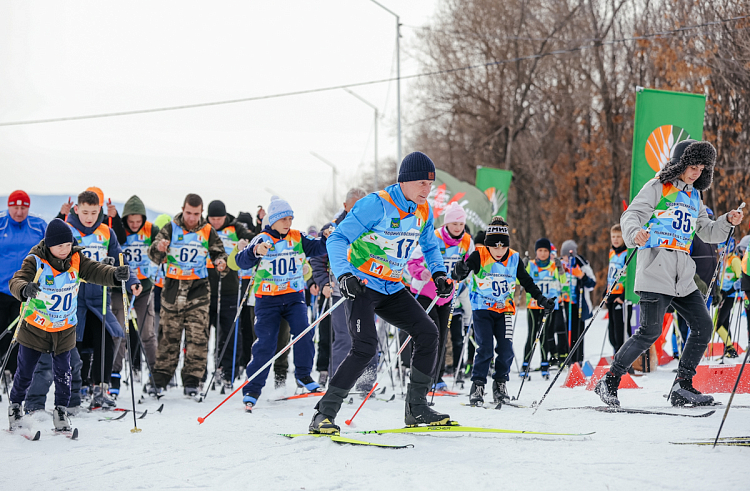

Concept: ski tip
[[70, 428, 79, 440], [138, 409, 148, 419], [157, 404, 164, 413], [32, 430, 41, 441]]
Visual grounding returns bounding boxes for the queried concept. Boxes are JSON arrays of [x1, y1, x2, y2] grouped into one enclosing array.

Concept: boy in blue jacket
[[234, 197, 329, 410], [309, 152, 454, 434]]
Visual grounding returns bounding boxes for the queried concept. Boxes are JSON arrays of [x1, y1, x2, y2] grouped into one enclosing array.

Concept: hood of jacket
[[659, 140, 716, 192], [123, 195, 147, 220], [66, 208, 105, 235], [30, 241, 86, 273]]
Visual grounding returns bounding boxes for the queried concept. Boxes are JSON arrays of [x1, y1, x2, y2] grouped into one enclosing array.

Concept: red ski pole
[[198, 296, 346, 424], [346, 383, 378, 425]]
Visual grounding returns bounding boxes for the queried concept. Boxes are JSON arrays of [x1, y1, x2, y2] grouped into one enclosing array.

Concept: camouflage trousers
[[152, 288, 210, 389]]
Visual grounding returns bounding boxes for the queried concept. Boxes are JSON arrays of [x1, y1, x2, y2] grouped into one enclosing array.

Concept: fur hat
[[659, 140, 716, 191]]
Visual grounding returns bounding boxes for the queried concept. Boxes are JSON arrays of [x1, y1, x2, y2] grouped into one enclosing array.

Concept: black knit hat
[[659, 140, 716, 191], [535, 238, 551, 252], [207, 200, 227, 217], [398, 151, 436, 183], [484, 216, 510, 248], [45, 218, 74, 247]]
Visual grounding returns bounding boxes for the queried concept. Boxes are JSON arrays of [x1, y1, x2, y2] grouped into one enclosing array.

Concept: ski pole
[[345, 382, 378, 425], [199, 276, 254, 402], [231, 279, 242, 385], [515, 308, 552, 401], [533, 248, 638, 414], [1, 269, 42, 398], [566, 251, 574, 350], [452, 322, 471, 390], [213, 274, 222, 390], [430, 285, 458, 404], [719, 293, 743, 364], [0, 316, 20, 344], [713, 343, 750, 447], [127, 294, 157, 389], [706, 203, 746, 305], [119, 254, 141, 433], [198, 296, 346, 424], [397, 295, 440, 356]]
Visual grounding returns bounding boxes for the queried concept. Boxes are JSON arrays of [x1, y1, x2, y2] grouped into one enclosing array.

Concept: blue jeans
[[24, 347, 83, 410], [243, 295, 314, 396], [471, 310, 515, 383], [10, 345, 74, 408]]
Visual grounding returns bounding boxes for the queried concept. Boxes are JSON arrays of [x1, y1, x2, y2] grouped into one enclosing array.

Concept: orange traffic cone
[[562, 362, 587, 388]]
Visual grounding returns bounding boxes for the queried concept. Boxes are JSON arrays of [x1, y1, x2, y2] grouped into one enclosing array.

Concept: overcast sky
[[0, 1, 440, 228]]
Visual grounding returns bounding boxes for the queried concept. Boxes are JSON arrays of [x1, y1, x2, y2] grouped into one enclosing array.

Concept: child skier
[[453, 217, 555, 406], [596, 140, 744, 407], [407, 201, 474, 390], [234, 197, 329, 411], [309, 152, 454, 434], [606, 224, 631, 354], [522, 238, 562, 379], [7, 219, 129, 431]]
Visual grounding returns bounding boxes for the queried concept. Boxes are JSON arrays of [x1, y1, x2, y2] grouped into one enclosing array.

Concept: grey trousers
[[24, 347, 83, 410], [611, 289, 711, 380], [111, 289, 157, 372]]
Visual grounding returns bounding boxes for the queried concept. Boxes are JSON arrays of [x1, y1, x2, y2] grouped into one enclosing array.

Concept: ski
[[427, 390, 460, 397], [459, 401, 529, 409], [349, 425, 594, 437], [671, 439, 750, 447], [547, 406, 715, 418], [6, 429, 41, 441], [275, 392, 325, 401], [53, 428, 79, 440], [99, 412, 128, 422], [280, 433, 413, 449], [113, 403, 164, 415]]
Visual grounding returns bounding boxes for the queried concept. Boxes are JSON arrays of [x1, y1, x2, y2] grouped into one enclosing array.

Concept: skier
[[559, 239, 596, 364], [453, 217, 555, 406], [606, 224, 632, 355], [147, 194, 228, 397], [522, 238, 562, 379], [741, 234, 750, 341], [206, 200, 255, 389], [309, 152, 456, 434], [407, 201, 474, 390], [66, 191, 140, 409], [110, 195, 160, 395], [596, 140, 744, 407], [234, 197, 329, 410], [0, 190, 46, 386], [7, 218, 129, 431], [714, 238, 742, 357]]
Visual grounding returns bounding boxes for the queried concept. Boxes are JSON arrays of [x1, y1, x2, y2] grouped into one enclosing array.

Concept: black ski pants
[[328, 287, 438, 390], [607, 295, 632, 355]]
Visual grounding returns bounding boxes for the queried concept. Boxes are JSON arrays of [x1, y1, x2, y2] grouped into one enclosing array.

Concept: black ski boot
[[469, 381, 485, 406], [89, 385, 117, 409], [404, 368, 451, 426], [724, 344, 739, 359], [274, 372, 286, 389], [669, 377, 714, 407], [492, 380, 510, 404], [309, 411, 340, 435], [594, 372, 621, 407], [310, 385, 349, 434], [8, 402, 23, 430], [184, 386, 199, 398]]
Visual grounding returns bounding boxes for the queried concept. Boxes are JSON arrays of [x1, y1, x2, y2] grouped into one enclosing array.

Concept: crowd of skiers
[[1, 139, 747, 435]]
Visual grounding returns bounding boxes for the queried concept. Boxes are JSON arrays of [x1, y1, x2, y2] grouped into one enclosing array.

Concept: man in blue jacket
[[0, 191, 46, 380], [309, 152, 454, 434]]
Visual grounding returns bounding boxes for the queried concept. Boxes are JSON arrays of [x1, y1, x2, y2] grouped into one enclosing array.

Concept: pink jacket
[[407, 226, 474, 306]]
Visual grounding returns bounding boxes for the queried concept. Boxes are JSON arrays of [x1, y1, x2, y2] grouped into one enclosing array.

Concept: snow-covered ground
[[4, 311, 749, 491]]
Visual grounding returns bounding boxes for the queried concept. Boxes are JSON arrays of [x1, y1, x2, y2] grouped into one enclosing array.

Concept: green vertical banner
[[625, 88, 706, 303], [475, 167, 513, 219], [429, 169, 493, 233]]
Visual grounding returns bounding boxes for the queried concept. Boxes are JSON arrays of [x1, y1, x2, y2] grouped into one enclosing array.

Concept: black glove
[[102, 256, 116, 266], [538, 296, 556, 314], [114, 265, 130, 282], [433, 272, 453, 298], [452, 260, 470, 282], [338, 273, 367, 300], [23, 282, 41, 300]]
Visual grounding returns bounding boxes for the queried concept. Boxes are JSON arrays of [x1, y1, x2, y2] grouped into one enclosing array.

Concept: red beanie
[[8, 190, 30, 208]]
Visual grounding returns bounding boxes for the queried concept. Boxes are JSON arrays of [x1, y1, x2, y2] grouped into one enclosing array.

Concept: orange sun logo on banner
[[645, 124, 691, 172]]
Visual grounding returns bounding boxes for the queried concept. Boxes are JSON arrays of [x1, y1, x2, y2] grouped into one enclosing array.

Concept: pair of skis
[[7, 428, 78, 440]]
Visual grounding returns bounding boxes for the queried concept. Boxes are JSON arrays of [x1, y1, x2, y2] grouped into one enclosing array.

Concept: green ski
[[348, 425, 594, 437], [280, 433, 414, 449]]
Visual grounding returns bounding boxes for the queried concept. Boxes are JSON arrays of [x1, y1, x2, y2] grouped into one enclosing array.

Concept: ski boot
[[670, 377, 714, 407], [221, 377, 233, 394], [318, 370, 329, 388], [296, 375, 321, 393], [724, 344, 739, 359], [8, 402, 23, 430], [519, 362, 530, 379], [184, 386, 199, 399], [144, 383, 164, 398], [492, 380, 510, 404], [274, 372, 286, 389], [309, 411, 340, 435], [540, 362, 550, 380], [109, 373, 121, 398], [594, 372, 621, 407], [89, 385, 117, 410], [469, 381, 485, 406], [53, 405, 73, 432], [404, 368, 452, 426], [243, 394, 258, 413]]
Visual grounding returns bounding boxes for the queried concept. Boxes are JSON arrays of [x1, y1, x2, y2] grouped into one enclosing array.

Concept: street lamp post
[[343, 88, 379, 190], [310, 152, 339, 204], [370, 0, 401, 175]]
